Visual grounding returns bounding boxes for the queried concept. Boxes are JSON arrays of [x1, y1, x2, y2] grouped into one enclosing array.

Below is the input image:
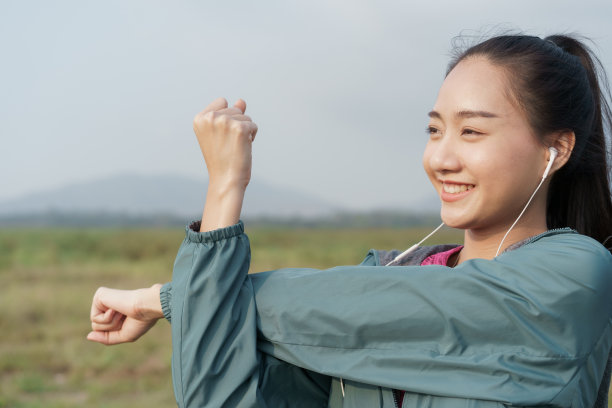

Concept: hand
[[193, 97, 258, 191], [193, 97, 259, 232], [87, 284, 164, 345]]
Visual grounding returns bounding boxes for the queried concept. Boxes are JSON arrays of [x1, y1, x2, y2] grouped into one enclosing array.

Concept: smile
[[442, 183, 475, 194]]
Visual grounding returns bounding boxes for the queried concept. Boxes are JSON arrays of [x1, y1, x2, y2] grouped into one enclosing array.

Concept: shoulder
[[508, 229, 612, 272], [494, 230, 612, 304]]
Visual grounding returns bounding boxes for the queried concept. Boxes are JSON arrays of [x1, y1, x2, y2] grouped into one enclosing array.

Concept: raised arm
[[193, 97, 257, 232], [87, 97, 257, 345], [87, 99, 333, 407]]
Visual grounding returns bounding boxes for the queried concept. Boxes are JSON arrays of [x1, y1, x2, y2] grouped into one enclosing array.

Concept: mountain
[[0, 173, 341, 219]]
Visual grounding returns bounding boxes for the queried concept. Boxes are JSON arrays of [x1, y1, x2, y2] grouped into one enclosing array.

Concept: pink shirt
[[420, 245, 464, 266]]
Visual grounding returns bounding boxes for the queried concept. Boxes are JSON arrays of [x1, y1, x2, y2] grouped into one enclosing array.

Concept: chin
[[440, 208, 473, 230]]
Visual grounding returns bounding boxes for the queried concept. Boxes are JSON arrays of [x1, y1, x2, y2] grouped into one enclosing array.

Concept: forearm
[[199, 182, 246, 232]]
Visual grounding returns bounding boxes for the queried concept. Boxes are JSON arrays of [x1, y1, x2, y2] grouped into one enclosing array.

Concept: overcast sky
[[1, 0, 611, 211]]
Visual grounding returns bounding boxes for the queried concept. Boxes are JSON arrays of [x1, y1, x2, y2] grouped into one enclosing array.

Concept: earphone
[[494, 146, 558, 255], [385, 146, 559, 266], [542, 147, 558, 179]]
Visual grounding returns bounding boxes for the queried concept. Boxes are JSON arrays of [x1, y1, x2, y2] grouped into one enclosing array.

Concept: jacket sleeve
[[167, 221, 330, 408], [168, 221, 612, 407], [251, 234, 612, 407]]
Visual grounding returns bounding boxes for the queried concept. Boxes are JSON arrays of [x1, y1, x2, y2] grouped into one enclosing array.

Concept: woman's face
[[422, 56, 549, 233]]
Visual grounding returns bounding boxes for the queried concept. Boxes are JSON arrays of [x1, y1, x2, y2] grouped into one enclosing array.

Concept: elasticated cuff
[[185, 220, 245, 243], [160, 282, 172, 323]]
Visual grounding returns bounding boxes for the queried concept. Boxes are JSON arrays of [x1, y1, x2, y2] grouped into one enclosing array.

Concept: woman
[[88, 34, 612, 407]]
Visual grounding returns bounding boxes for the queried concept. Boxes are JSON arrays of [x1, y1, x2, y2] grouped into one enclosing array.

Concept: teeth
[[442, 183, 474, 194]]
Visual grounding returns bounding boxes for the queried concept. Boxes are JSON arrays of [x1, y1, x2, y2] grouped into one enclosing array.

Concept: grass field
[[0, 226, 609, 407]]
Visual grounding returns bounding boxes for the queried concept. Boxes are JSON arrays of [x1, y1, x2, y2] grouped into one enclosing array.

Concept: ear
[[547, 130, 575, 173]]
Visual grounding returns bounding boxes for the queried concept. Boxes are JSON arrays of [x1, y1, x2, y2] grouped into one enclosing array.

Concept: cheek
[[476, 146, 536, 200], [422, 142, 436, 182]]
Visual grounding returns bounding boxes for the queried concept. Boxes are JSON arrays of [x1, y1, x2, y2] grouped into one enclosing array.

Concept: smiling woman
[[88, 33, 612, 407], [423, 56, 564, 258]]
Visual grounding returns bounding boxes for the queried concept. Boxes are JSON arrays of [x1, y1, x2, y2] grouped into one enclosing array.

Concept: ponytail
[[544, 35, 612, 250]]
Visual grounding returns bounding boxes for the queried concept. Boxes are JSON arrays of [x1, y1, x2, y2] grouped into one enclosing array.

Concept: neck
[[457, 207, 548, 264]]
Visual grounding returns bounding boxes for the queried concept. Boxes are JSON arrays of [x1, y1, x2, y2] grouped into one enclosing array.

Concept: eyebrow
[[428, 110, 500, 120]]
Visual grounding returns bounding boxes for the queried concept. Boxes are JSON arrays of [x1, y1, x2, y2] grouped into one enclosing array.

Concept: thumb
[[234, 99, 247, 114]]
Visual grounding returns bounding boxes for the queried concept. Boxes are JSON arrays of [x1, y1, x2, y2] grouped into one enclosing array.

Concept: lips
[[440, 181, 475, 202], [442, 183, 474, 194]]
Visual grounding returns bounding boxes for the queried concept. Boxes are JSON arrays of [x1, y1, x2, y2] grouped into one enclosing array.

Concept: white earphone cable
[[385, 222, 445, 266], [494, 176, 546, 256], [496, 147, 557, 256]]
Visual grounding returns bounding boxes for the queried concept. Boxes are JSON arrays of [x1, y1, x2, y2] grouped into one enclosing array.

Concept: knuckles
[[193, 111, 237, 132], [194, 112, 256, 138], [193, 111, 216, 129], [192, 102, 258, 148], [216, 114, 232, 129]]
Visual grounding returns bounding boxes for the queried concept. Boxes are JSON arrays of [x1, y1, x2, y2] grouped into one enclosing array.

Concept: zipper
[[502, 227, 575, 252], [392, 389, 401, 408]]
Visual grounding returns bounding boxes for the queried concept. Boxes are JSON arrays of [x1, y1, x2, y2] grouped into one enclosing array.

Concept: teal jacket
[[160, 222, 612, 407]]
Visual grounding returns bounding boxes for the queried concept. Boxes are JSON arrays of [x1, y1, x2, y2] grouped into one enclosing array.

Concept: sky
[[1, 0, 611, 211]]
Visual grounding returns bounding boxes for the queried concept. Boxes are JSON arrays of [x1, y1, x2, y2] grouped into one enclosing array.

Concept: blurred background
[[1, 0, 610, 406]]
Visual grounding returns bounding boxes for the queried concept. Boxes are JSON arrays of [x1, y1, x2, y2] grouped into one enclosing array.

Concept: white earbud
[[542, 147, 558, 179]]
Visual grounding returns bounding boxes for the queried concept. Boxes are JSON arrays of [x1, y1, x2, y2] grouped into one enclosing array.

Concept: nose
[[425, 135, 462, 175]]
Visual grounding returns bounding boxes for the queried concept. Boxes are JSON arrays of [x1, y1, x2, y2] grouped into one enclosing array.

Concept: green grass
[[0, 227, 182, 408], [0, 225, 462, 407], [1, 226, 608, 406]]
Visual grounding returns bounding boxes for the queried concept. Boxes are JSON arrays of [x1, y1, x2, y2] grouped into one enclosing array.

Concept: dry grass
[[2, 226, 607, 407]]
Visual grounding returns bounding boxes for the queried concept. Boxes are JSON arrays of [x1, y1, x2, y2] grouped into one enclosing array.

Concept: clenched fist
[[87, 284, 164, 345], [193, 97, 258, 191]]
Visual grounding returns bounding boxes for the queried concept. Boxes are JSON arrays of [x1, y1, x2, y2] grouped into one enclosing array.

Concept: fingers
[[234, 98, 246, 114], [246, 121, 258, 141], [200, 97, 228, 115], [89, 287, 139, 328], [90, 288, 109, 322], [215, 107, 243, 116], [194, 111, 257, 140], [87, 330, 127, 346], [196, 98, 246, 119], [230, 120, 258, 141], [87, 316, 157, 345], [213, 108, 252, 123], [91, 311, 125, 332], [91, 303, 112, 324]]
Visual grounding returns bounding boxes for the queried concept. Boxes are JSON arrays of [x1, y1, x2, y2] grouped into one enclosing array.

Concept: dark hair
[[447, 34, 612, 252]]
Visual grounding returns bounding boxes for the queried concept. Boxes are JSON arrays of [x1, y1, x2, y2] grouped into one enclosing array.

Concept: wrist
[[200, 182, 246, 232], [136, 284, 164, 320]]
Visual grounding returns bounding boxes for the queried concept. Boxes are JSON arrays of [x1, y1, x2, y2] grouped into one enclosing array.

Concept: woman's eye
[[462, 128, 482, 136], [426, 126, 440, 136]]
